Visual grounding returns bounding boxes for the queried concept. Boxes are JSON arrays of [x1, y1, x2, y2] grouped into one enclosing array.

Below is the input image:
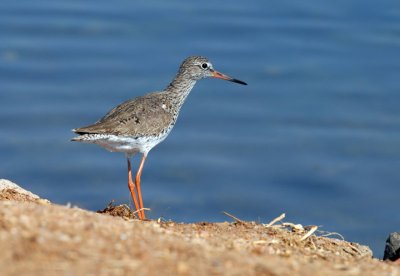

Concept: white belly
[[80, 132, 170, 156]]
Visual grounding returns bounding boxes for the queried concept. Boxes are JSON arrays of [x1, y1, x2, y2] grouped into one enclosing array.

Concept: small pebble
[[383, 232, 400, 261]]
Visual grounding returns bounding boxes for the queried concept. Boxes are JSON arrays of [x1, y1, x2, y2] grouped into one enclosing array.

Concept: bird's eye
[[201, 63, 208, 69]]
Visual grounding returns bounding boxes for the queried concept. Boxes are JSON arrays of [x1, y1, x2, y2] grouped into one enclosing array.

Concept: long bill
[[210, 69, 247, 85]]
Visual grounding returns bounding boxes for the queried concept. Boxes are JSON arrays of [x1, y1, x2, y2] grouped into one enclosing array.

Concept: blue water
[[1, 0, 400, 257]]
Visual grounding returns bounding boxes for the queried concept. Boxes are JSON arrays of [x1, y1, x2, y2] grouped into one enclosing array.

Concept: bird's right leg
[[127, 157, 142, 220]]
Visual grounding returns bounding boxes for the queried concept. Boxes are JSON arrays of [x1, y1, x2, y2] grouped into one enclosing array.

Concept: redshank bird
[[71, 56, 247, 220]]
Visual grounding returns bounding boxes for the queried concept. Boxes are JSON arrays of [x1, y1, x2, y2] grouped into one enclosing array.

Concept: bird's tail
[[71, 136, 83, 142]]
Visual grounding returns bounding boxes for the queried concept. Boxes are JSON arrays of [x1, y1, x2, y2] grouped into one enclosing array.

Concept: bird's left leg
[[135, 154, 147, 219], [127, 157, 142, 220]]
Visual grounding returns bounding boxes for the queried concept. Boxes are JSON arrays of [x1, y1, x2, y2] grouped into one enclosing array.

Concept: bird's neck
[[164, 73, 197, 109]]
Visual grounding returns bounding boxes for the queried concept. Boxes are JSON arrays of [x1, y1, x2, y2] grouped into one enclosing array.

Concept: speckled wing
[[73, 92, 174, 137]]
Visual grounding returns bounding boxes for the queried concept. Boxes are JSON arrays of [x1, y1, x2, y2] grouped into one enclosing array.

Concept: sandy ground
[[0, 181, 399, 276]]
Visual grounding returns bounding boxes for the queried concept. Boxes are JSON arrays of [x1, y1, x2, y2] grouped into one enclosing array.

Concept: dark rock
[[383, 232, 400, 261]]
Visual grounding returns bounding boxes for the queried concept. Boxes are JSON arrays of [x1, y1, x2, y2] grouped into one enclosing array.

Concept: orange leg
[[127, 158, 142, 220], [135, 154, 147, 219]]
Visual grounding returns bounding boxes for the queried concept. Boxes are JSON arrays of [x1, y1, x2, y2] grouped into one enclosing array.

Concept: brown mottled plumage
[[73, 92, 175, 137], [71, 56, 247, 220]]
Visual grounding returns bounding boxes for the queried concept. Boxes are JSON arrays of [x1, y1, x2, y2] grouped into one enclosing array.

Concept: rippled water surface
[[1, 0, 400, 256]]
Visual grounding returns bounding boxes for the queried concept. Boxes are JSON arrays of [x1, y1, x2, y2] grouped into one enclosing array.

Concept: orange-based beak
[[211, 69, 247, 85]]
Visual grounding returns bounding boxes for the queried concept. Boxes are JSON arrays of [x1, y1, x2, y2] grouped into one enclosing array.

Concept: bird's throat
[[165, 73, 197, 109]]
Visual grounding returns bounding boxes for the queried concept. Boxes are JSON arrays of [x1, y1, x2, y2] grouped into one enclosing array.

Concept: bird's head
[[179, 56, 247, 85]]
